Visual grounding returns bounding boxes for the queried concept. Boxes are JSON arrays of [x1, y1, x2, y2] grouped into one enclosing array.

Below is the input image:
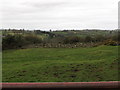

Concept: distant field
[[2, 46, 119, 82], [52, 30, 117, 37]]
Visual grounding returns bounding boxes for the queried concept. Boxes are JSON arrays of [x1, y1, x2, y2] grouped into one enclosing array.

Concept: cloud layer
[[0, 0, 119, 30]]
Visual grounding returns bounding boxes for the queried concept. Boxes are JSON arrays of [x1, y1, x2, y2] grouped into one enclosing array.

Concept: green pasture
[[2, 46, 119, 82]]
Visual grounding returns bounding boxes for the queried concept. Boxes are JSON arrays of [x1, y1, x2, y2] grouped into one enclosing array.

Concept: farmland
[[2, 29, 119, 82], [2, 45, 119, 82]]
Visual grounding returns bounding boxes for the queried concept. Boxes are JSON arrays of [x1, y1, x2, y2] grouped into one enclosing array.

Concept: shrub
[[2, 34, 25, 50], [2, 34, 42, 50], [63, 36, 81, 44], [103, 39, 118, 46], [24, 35, 42, 44], [84, 36, 93, 42]]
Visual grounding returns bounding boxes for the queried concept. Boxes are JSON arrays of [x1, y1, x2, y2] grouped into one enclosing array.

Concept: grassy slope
[[2, 46, 119, 82]]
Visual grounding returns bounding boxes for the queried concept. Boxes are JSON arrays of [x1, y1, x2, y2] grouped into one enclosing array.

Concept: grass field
[[2, 45, 119, 82]]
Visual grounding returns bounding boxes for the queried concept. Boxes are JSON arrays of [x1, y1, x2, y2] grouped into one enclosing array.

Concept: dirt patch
[[22, 70, 27, 73], [53, 73, 59, 77], [69, 75, 76, 78], [17, 73, 25, 76], [73, 69, 80, 72]]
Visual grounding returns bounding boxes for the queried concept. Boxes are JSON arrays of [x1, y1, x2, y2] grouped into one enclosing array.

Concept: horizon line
[[0, 28, 119, 31]]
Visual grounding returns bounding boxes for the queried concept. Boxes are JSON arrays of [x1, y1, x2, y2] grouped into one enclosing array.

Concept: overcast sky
[[0, 0, 119, 30]]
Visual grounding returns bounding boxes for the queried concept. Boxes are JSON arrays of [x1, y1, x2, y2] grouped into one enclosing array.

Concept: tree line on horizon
[[2, 29, 120, 50]]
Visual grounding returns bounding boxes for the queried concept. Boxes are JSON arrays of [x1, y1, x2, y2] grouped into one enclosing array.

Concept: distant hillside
[[2, 29, 120, 50]]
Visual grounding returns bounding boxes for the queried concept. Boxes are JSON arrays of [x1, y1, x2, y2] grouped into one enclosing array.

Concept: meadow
[[2, 45, 119, 82]]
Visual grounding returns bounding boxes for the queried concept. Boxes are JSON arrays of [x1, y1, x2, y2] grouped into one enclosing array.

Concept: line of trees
[[2, 32, 120, 50], [2, 34, 42, 50]]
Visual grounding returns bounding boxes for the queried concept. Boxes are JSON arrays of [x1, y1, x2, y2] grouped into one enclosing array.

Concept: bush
[[103, 39, 118, 46], [24, 35, 42, 44], [63, 36, 82, 44], [2, 34, 25, 50], [2, 34, 42, 50], [112, 33, 120, 42], [84, 36, 93, 42]]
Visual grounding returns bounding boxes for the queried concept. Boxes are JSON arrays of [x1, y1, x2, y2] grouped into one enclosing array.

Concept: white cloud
[[0, 0, 119, 30]]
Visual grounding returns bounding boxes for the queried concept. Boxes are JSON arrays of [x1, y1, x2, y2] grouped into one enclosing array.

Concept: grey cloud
[[0, 0, 119, 30], [22, 1, 68, 9]]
